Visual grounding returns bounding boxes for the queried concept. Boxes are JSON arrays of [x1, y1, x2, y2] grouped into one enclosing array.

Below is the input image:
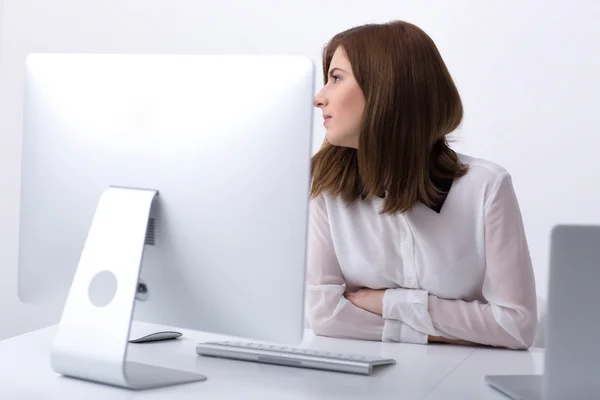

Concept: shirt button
[[407, 277, 415, 286]]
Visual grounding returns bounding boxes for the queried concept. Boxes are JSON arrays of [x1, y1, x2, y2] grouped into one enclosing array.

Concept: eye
[[331, 75, 341, 83]]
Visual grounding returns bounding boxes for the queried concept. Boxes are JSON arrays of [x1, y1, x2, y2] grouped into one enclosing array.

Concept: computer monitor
[[18, 53, 315, 389]]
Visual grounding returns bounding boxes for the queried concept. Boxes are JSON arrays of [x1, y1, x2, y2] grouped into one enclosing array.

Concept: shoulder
[[309, 190, 369, 222], [456, 153, 515, 203], [457, 153, 510, 181], [457, 153, 513, 187], [310, 190, 346, 214]]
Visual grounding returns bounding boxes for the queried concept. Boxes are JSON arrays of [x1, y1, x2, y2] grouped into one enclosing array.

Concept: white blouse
[[305, 154, 538, 349]]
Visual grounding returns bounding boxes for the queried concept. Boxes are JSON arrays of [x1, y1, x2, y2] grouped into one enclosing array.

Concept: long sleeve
[[382, 172, 538, 349], [305, 194, 426, 343]]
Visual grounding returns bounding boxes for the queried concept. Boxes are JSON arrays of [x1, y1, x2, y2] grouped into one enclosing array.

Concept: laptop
[[485, 224, 600, 400]]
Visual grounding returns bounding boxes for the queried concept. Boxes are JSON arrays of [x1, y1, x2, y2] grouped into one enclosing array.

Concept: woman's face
[[314, 46, 365, 149]]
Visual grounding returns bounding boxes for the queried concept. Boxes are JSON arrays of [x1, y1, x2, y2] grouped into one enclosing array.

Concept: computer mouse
[[128, 330, 183, 344]]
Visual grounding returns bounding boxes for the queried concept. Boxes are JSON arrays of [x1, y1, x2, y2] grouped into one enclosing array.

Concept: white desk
[[0, 324, 542, 399], [423, 345, 545, 399]]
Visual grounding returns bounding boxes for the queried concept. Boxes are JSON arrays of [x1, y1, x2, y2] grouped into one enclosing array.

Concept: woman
[[306, 20, 538, 349]]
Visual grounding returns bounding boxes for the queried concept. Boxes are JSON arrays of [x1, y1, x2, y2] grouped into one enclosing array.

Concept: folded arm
[[382, 172, 538, 349], [305, 194, 426, 343]]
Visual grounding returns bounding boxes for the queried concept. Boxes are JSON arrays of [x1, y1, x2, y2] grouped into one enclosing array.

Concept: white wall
[[1, 0, 600, 340]]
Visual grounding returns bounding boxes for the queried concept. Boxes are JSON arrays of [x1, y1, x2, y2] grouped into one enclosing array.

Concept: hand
[[344, 288, 386, 315], [346, 291, 480, 346]]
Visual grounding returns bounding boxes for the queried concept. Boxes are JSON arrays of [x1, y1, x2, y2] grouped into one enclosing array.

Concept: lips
[[323, 115, 332, 125]]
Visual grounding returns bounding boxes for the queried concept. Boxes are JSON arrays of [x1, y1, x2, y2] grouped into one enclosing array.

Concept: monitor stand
[[50, 186, 207, 389]]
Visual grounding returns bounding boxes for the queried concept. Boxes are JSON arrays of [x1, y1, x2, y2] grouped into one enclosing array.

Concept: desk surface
[[0, 323, 543, 399], [423, 345, 545, 399]]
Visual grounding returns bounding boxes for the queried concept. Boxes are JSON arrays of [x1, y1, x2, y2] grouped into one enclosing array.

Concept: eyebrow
[[328, 67, 347, 76]]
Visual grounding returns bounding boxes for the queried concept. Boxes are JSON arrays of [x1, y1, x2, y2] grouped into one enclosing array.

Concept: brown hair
[[311, 20, 468, 214]]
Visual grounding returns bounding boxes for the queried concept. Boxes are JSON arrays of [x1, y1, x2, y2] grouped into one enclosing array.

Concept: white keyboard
[[196, 340, 396, 375]]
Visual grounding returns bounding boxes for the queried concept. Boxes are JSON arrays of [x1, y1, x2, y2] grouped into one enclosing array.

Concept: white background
[[1, 0, 599, 340]]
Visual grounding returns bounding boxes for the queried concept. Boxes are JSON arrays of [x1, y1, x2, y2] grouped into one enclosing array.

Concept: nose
[[313, 86, 327, 108]]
